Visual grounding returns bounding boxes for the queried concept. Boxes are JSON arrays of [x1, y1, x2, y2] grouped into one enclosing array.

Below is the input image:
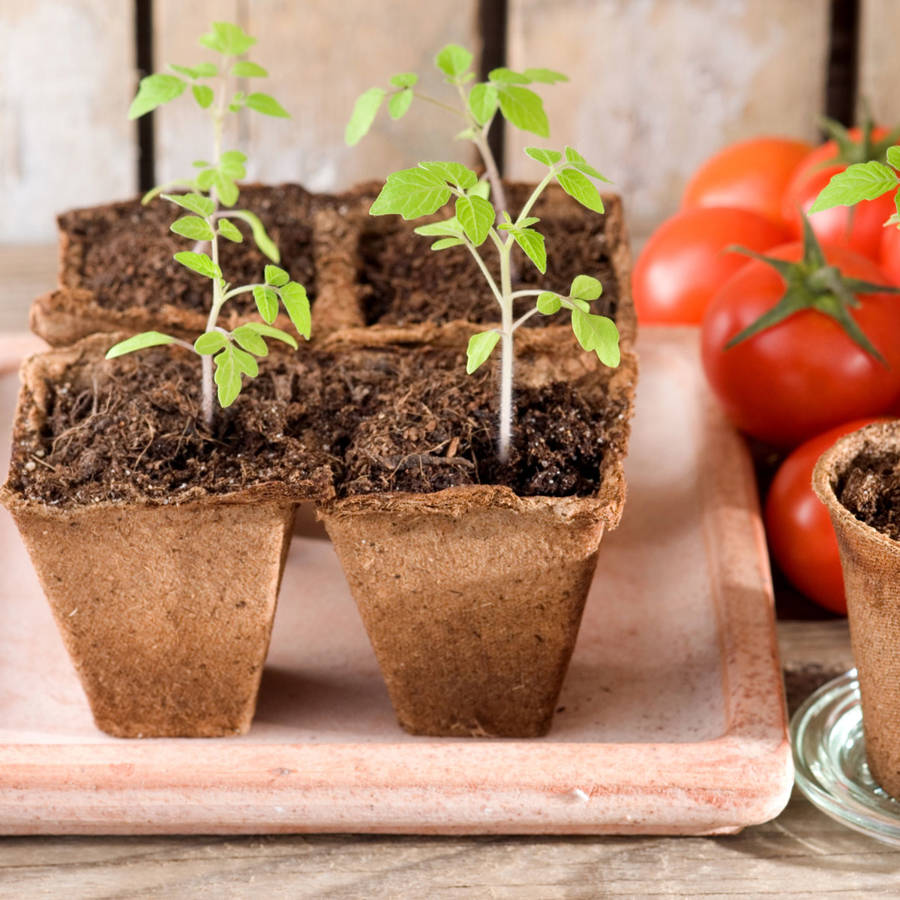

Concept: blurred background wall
[[2, 0, 900, 243]]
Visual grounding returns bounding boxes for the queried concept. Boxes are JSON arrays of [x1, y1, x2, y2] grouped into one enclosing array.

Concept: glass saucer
[[791, 669, 900, 846]]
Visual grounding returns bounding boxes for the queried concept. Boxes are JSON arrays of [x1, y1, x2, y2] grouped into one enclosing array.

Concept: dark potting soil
[[60, 185, 319, 317], [838, 451, 900, 541]]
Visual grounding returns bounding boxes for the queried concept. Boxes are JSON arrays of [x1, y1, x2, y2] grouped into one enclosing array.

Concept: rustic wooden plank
[[0, 245, 56, 331], [506, 0, 831, 239], [0, 1, 136, 242], [858, 0, 900, 125], [155, 1, 480, 192], [779, 619, 853, 713]]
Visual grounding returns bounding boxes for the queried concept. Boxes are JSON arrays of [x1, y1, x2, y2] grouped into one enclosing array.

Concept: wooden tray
[[0, 328, 792, 836]]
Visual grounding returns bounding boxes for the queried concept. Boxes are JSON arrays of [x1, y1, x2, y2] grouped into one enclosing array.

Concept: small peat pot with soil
[[814, 422, 900, 797]]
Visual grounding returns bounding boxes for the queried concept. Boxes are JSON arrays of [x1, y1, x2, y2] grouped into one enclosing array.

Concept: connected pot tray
[[0, 328, 792, 835]]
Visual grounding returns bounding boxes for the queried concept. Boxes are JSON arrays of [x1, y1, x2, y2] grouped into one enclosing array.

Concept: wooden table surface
[[1, 247, 898, 897]]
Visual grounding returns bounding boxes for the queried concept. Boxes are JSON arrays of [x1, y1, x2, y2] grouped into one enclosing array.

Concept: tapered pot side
[[813, 421, 900, 797]]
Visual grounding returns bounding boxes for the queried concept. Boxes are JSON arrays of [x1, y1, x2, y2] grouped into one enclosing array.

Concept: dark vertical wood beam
[[479, 0, 508, 174], [825, 0, 860, 126], [135, 0, 155, 191]]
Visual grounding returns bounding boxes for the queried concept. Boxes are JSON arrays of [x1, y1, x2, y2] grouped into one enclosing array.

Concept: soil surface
[[60, 185, 320, 317], [358, 186, 619, 328], [838, 450, 900, 540]]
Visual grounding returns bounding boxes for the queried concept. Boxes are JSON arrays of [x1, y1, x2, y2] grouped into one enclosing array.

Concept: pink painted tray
[[0, 328, 792, 836]]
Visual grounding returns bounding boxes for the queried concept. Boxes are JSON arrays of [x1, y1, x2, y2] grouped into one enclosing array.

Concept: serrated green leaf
[[489, 67, 531, 84], [466, 330, 500, 374], [174, 251, 221, 279], [525, 146, 562, 166], [564, 146, 610, 181], [171, 215, 214, 241], [370, 168, 452, 219], [414, 217, 463, 237], [523, 67, 568, 84], [435, 43, 472, 78], [265, 264, 289, 287], [513, 228, 546, 273], [809, 160, 899, 213], [192, 84, 214, 108], [468, 83, 499, 126], [571, 309, 620, 366], [570, 274, 603, 301], [233, 324, 268, 357], [887, 146, 900, 171], [232, 347, 258, 377], [220, 149, 247, 177], [194, 331, 228, 355], [557, 168, 605, 213], [537, 292, 561, 315], [246, 92, 289, 118], [193, 62, 218, 77], [227, 211, 279, 262], [419, 160, 478, 189], [497, 85, 549, 137], [213, 346, 243, 407], [128, 73, 185, 119], [252, 285, 279, 323], [389, 88, 413, 120], [345, 87, 386, 146], [281, 281, 311, 339], [431, 237, 465, 250], [390, 72, 419, 88], [214, 173, 239, 207], [241, 322, 298, 350], [199, 21, 256, 56], [196, 168, 216, 190], [217, 218, 243, 242], [232, 60, 268, 77], [106, 331, 176, 359], [161, 192, 215, 216], [455, 194, 494, 246], [470, 179, 491, 200]]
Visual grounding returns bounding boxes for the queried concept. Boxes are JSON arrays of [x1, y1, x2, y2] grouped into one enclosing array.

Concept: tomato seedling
[[107, 21, 311, 429]]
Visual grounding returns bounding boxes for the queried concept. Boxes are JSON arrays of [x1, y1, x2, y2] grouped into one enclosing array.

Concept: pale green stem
[[411, 91, 467, 119], [222, 282, 266, 302], [512, 307, 541, 331], [516, 167, 557, 225], [463, 240, 503, 304], [509, 289, 545, 300], [498, 236, 514, 463]]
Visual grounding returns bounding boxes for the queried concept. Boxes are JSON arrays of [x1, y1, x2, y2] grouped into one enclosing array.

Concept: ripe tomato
[[701, 242, 900, 445], [633, 207, 789, 325], [682, 137, 812, 224], [766, 417, 888, 614], [879, 222, 900, 285], [782, 127, 896, 259]]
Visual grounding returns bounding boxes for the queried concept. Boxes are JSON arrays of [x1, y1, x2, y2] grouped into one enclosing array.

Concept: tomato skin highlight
[[633, 207, 789, 325], [701, 242, 900, 446], [682, 137, 812, 224], [879, 223, 900, 286], [765, 417, 888, 615]]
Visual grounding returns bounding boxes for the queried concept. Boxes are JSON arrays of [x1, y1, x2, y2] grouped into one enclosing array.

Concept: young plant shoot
[[107, 21, 310, 429]]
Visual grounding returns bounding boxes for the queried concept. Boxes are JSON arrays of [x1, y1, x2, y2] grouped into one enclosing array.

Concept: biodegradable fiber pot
[[0, 337, 317, 738], [814, 421, 900, 796]]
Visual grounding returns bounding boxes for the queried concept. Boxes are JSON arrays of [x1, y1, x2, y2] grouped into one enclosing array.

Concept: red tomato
[[701, 242, 900, 445], [879, 222, 900, 285], [766, 417, 888, 614], [683, 137, 812, 224], [633, 207, 789, 325], [782, 128, 895, 259]]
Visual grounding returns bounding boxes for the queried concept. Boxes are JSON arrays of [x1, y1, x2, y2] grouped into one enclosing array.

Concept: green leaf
[[194, 331, 228, 355], [497, 85, 549, 137], [525, 146, 562, 166], [170, 215, 214, 241], [265, 264, 290, 287], [214, 173, 239, 207], [233, 324, 269, 357], [470, 179, 491, 200], [106, 331, 176, 359], [431, 237, 464, 250], [513, 228, 546, 273], [170, 64, 200, 79], [199, 21, 256, 56], [281, 281, 311, 339], [564, 146, 610, 181], [128, 73, 185, 119], [245, 92, 289, 117], [232, 60, 268, 77], [213, 346, 243, 408], [466, 330, 500, 374], [468, 83, 499, 126], [220, 149, 247, 178], [218, 219, 243, 242], [523, 67, 568, 84], [192, 84, 214, 108], [570, 274, 603, 301], [809, 160, 899, 212], [196, 168, 217, 190], [389, 88, 413, 120], [489, 67, 531, 84], [435, 44, 473, 78], [370, 168, 452, 219], [414, 217, 463, 237], [193, 62, 218, 77], [161, 192, 215, 217], [174, 251, 221, 279], [390, 72, 419, 88], [537, 292, 561, 315], [227, 211, 279, 262], [240, 322, 298, 350], [419, 160, 478, 189], [557, 168, 605, 213], [455, 194, 495, 246], [232, 347, 259, 377], [253, 285, 279, 323], [345, 87, 386, 146], [571, 310, 620, 366]]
